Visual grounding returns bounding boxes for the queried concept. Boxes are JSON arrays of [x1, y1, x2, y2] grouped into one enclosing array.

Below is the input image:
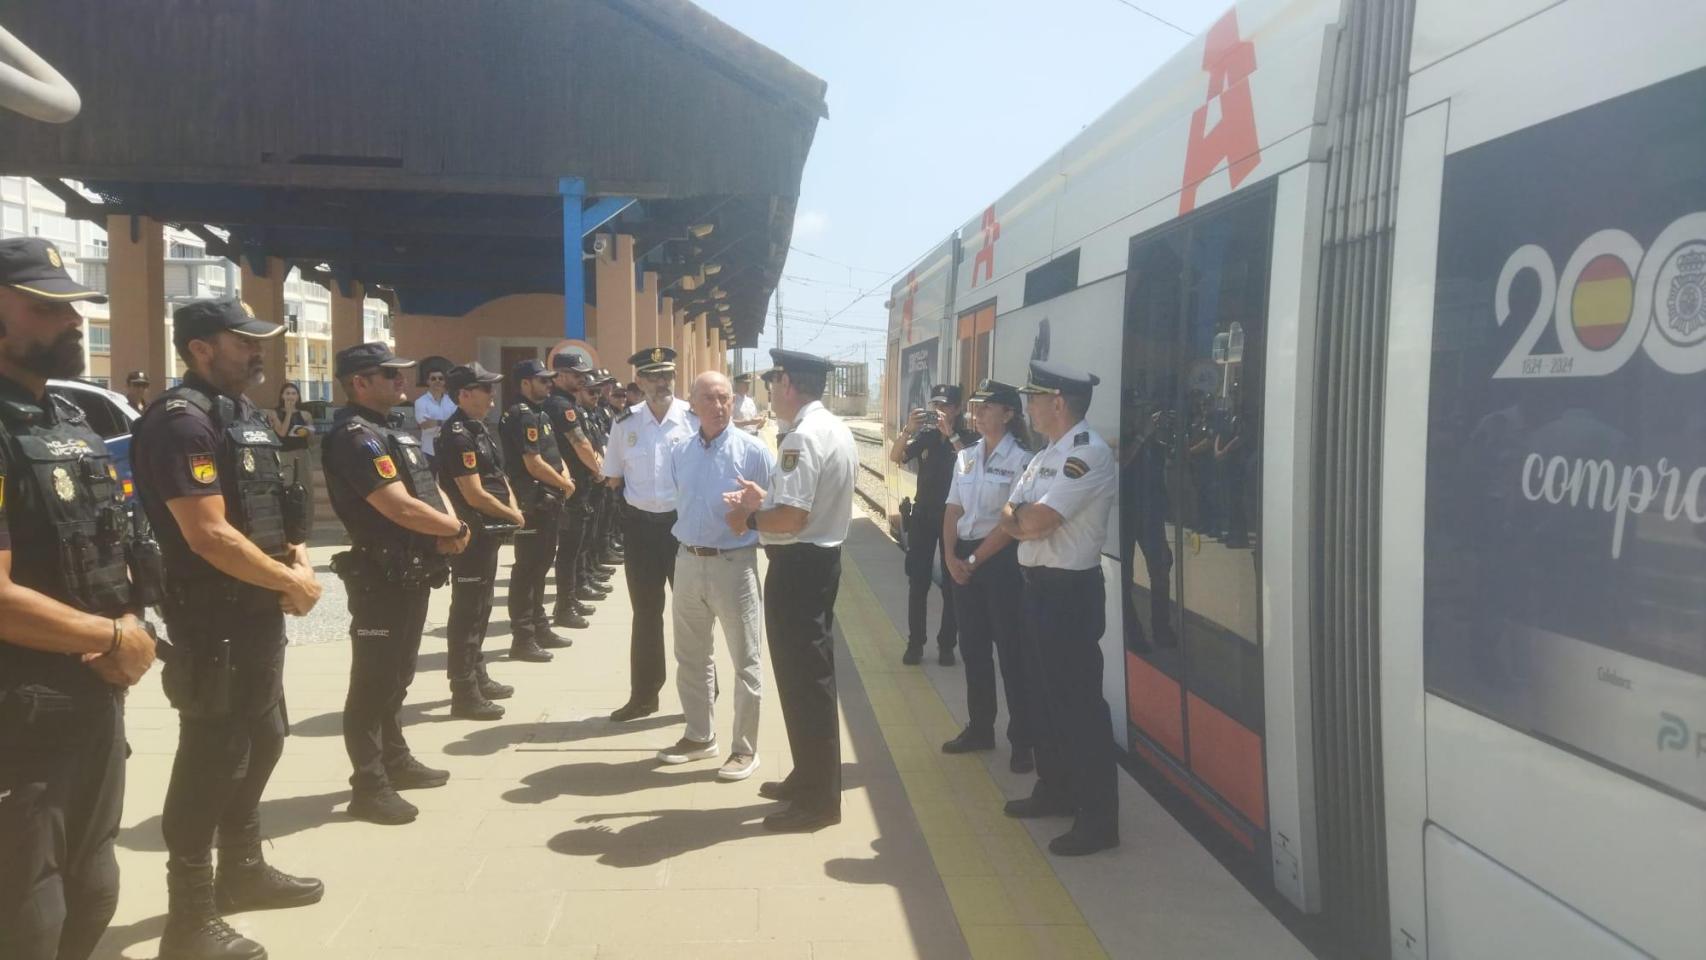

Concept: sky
[[690, 0, 1224, 378]]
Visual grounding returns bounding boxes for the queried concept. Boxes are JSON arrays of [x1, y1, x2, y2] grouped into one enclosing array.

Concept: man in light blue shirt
[[656, 371, 775, 781]]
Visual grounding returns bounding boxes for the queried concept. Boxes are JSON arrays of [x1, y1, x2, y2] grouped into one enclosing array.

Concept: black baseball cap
[[512, 358, 551, 381], [172, 297, 285, 352], [125, 370, 150, 386], [1019, 359, 1100, 396], [335, 341, 416, 378], [929, 384, 962, 406], [0, 238, 106, 303], [551, 350, 592, 372], [629, 346, 677, 374], [447, 362, 502, 393]]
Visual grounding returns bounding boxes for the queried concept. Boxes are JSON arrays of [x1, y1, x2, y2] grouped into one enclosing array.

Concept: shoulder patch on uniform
[[564, 407, 578, 423], [1073, 432, 1089, 447], [462, 451, 477, 469], [526, 426, 539, 442], [449, 421, 466, 434], [363, 437, 385, 456], [373, 455, 397, 479], [1063, 456, 1089, 479], [344, 420, 364, 432], [781, 449, 799, 472], [189, 453, 217, 484]]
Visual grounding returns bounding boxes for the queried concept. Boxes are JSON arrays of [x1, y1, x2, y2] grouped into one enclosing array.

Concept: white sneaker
[[717, 753, 759, 781], [656, 737, 719, 764]]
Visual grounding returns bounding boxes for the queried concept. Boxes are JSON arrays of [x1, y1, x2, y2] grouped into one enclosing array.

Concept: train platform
[[93, 513, 1314, 960]]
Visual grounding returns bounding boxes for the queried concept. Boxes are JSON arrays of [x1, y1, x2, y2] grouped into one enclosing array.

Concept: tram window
[[1024, 249, 1080, 306], [1121, 185, 1274, 775], [957, 303, 995, 393]]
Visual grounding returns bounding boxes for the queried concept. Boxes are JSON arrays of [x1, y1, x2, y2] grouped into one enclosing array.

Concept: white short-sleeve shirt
[[1006, 420, 1116, 570], [760, 400, 857, 548], [734, 393, 761, 434], [944, 432, 1033, 541], [599, 398, 697, 513], [413, 390, 458, 457]]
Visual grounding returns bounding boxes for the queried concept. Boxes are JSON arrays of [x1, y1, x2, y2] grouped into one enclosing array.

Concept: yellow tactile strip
[[837, 558, 1109, 960]]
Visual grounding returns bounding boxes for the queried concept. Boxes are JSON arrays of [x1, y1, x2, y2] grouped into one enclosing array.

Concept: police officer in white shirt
[[996, 360, 1120, 856], [940, 380, 1038, 774], [600, 346, 697, 721], [723, 349, 856, 832], [732, 371, 766, 435]]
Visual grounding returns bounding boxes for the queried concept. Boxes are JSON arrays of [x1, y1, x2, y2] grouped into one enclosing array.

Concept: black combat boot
[[575, 583, 608, 602], [533, 621, 574, 649], [215, 848, 324, 913], [160, 862, 267, 960], [474, 663, 514, 701], [508, 636, 553, 663], [571, 599, 596, 616], [553, 605, 591, 629], [450, 680, 505, 720]]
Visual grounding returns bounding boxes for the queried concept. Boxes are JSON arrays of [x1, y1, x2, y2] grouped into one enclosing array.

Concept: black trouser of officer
[[597, 485, 619, 557], [554, 496, 593, 613], [621, 504, 678, 705], [1019, 566, 1117, 834], [0, 689, 124, 960], [764, 542, 843, 814], [343, 580, 431, 794], [447, 534, 502, 679], [509, 502, 561, 641], [951, 539, 1034, 748], [905, 505, 957, 652], [159, 589, 290, 876]]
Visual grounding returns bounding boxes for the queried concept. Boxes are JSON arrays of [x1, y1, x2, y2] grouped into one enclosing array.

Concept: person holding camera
[[889, 384, 977, 665]]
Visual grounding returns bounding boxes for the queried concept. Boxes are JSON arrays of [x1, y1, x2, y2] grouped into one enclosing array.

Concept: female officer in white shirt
[[940, 379, 1038, 774]]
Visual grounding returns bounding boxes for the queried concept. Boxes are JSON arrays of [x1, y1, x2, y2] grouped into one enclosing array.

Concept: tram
[[878, 0, 1706, 956]]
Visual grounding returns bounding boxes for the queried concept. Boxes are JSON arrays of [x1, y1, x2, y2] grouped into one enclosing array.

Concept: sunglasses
[[427, 374, 444, 382], [358, 367, 404, 381]]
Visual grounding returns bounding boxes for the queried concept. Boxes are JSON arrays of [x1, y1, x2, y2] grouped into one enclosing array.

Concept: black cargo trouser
[[952, 539, 1034, 748], [158, 592, 289, 875], [343, 581, 431, 793], [764, 542, 843, 815], [1020, 566, 1117, 833], [446, 535, 502, 681], [509, 502, 561, 640], [905, 505, 957, 651], [554, 496, 594, 612], [621, 504, 678, 704], [0, 687, 124, 960]]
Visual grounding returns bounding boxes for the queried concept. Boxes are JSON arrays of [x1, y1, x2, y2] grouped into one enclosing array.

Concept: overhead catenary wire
[[1105, 0, 1192, 36]]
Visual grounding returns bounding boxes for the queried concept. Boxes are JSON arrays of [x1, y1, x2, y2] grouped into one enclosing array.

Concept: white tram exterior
[[879, 1, 1706, 956]]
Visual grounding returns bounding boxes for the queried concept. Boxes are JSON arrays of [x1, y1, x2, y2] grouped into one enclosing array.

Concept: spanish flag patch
[[374, 455, 398, 479], [1062, 456, 1088, 480], [189, 454, 218, 485]]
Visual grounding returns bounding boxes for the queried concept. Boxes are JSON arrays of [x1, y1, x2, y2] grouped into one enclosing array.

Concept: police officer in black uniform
[[133, 297, 323, 960], [890, 383, 978, 665], [593, 369, 626, 565], [500, 359, 577, 650], [436, 362, 533, 722], [0, 238, 160, 960], [322, 342, 468, 828], [542, 353, 605, 628]]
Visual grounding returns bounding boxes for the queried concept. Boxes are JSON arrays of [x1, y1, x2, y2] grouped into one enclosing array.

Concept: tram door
[[1119, 185, 1275, 855]]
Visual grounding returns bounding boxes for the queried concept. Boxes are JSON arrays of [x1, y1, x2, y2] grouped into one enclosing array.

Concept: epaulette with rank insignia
[[1074, 432, 1090, 447], [615, 410, 633, 423]]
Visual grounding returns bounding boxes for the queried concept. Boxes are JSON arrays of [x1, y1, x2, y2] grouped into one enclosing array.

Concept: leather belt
[[681, 544, 752, 557]]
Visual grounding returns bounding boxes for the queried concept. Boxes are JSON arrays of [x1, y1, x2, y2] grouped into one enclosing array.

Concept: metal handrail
[[0, 24, 79, 123]]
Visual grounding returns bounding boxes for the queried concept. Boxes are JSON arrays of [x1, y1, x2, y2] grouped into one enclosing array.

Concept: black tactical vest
[[149, 385, 289, 572], [501, 400, 564, 511], [381, 422, 445, 513]]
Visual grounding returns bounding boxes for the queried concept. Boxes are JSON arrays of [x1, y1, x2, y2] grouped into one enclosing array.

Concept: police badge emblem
[[242, 449, 256, 473], [781, 450, 799, 472], [46, 245, 62, 269], [627, 432, 637, 447], [527, 426, 539, 443], [462, 451, 478, 469], [651, 348, 665, 364], [1658, 243, 1706, 345], [52, 466, 75, 501]]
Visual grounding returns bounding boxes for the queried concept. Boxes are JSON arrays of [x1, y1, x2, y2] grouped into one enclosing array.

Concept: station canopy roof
[[0, 0, 827, 346]]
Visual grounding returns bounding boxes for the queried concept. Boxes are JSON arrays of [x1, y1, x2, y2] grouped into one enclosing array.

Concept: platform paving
[[90, 510, 1314, 959]]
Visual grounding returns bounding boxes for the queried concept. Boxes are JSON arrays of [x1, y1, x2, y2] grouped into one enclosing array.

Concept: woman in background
[[267, 380, 316, 530]]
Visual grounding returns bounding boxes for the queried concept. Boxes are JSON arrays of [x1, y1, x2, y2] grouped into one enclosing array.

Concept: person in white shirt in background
[[733, 371, 766, 436], [412, 365, 457, 466]]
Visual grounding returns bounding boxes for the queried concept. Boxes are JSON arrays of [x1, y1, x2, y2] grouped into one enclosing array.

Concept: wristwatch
[[745, 512, 759, 531], [966, 553, 978, 566]]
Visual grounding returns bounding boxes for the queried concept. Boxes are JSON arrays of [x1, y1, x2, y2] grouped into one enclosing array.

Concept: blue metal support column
[[559, 177, 587, 340], [560, 178, 636, 341]]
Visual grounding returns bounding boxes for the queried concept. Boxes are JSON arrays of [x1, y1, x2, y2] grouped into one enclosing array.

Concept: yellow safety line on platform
[[838, 557, 1108, 960]]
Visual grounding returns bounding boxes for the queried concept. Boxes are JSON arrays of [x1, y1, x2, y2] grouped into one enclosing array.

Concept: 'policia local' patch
[[373, 455, 398, 479], [1062, 456, 1088, 479], [462, 451, 478, 469], [189, 453, 217, 485]]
